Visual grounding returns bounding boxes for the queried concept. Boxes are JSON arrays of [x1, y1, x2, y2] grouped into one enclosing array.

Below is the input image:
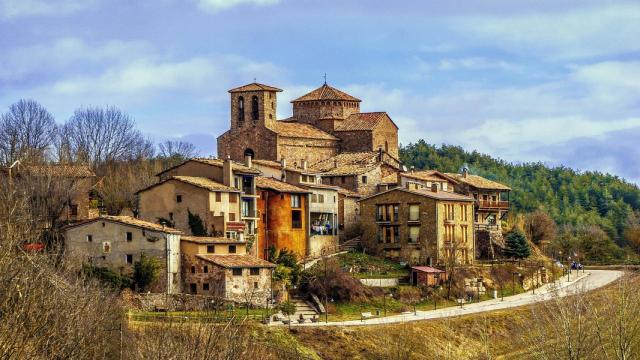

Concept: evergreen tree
[[188, 209, 207, 236], [504, 230, 531, 259]]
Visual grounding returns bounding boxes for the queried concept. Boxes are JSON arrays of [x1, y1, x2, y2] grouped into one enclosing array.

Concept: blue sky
[[1, 0, 639, 184]]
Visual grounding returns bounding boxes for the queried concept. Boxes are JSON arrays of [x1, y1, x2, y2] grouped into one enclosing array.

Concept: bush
[[133, 253, 161, 292], [300, 258, 371, 302], [269, 247, 302, 286], [83, 264, 133, 289]]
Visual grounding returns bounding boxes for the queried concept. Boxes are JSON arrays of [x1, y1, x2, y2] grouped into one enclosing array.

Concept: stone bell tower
[[228, 82, 283, 131]]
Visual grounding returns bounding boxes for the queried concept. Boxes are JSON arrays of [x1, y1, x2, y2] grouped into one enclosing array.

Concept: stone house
[[217, 82, 401, 167], [310, 150, 401, 196], [63, 216, 182, 294], [398, 169, 459, 193], [410, 266, 446, 287], [255, 176, 310, 260], [359, 186, 475, 266], [141, 157, 261, 245], [180, 235, 275, 305], [338, 188, 361, 241]]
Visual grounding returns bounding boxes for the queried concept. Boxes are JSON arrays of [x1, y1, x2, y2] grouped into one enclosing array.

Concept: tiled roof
[[256, 176, 310, 193], [64, 216, 182, 234], [181, 236, 245, 244], [338, 188, 362, 198], [156, 158, 261, 176], [23, 164, 95, 178], [252, 159, 320, 174], [335, 112, 398, 131], [380, 173, 399, 184], [310, 152, 380, 176], [412, 266, 444, 273], [136, 176, 239, 194], [299, 183, 341, 191], [446, 173, 512, 191], [359, 187, 474, 203], [228, 82, 283, 93], [402, 170, 459, 183], [291, 84, 361, 103], [273, 121, 338, 140], [196, 254, 276, 268]]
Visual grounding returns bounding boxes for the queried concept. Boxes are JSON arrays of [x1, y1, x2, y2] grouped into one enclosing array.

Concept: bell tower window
[[238, 96, 245, 122], [251, 96, 259, 120]]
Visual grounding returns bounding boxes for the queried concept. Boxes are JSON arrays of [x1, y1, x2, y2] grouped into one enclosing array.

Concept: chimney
[[281, 158, 287, 169], [431, 183, 439, 193], [223, 155, 233, 187], [244, 154, 252, 168], [302, 159, 308, 170], [462, 167, 468, 178]]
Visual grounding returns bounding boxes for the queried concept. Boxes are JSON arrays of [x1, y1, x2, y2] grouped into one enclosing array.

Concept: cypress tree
[[504, 229, 531, 259]]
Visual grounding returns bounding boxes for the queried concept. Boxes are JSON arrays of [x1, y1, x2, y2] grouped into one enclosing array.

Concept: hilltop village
[[20, 82, 513, 310]]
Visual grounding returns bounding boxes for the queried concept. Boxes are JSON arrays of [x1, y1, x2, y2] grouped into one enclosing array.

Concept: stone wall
[[217, 126, 279, 162], [277, 136, 339, 166], [292, 100, 360, 125]]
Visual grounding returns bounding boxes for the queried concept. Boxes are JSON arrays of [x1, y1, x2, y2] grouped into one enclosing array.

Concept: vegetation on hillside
[[401, 140, 640, 262]]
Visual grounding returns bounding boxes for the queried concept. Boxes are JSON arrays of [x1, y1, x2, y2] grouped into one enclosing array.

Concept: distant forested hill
[[400, 140, 640, 251]]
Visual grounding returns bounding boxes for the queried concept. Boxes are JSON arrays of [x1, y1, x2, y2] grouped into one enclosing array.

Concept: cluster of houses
[[6, 81, 512, 304]]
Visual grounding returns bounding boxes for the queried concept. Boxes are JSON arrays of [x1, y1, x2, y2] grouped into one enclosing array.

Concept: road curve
[[281, 270, 623, 327]]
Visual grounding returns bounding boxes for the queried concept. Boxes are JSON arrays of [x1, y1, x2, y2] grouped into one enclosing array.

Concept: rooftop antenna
[[323, 73, 327, 85], [253, 77, 257, 83]]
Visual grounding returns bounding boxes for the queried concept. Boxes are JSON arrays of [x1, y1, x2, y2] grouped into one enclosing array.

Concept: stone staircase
[[339, 237, 361, 252], [291, 295, 319, 318]]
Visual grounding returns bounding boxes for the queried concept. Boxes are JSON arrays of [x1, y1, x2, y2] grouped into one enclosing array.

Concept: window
[[251, 96, 259, 120], [409, 226, 420, 243], [238, 96, 245, 121], [292, 210, 302, 228], [86, 235, 93, 242], [250, 268, 259, 275], [191, 266, 196, 274], [409, 204, 420, 221], [203, 265, 208, 273], [229, 245, 237, 254], [169, 212, 174, 221], [460, 204, 468, 222], [291, 194, 300, 208], [203, 283, 209, 291], [393, 226, 399, 241], [361, 176, 368, 184], [190, 283, 197, 294], [126, 232, 132, 242], [341, 176, 346, 184], [444, 204, 455, 220], [229, 193, 238, 203], [216, 192, 222, 202], [207, 245, 215, 253], [311, 194, 317, 203], [234, 178, 240, 190], [232, 268, 242, 276], [329, 177, 334, 185], [461, 225, 468, 243], [393, 205, 399, 221], [70, 204, 78, 216], [126, 254, 133, 264], [254, 282, 259, 289], [176, 195, 182, 203], [376, 205, 384, 221], [318, 194, 324, 203], [229, 213, 236, 221]]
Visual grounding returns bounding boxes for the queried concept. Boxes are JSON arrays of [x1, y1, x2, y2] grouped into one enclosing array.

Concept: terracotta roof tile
[[136, 176, 239, 194], [338, 188, 362, 198], [412, 266, 444, 273], [445, 173, 512, 191], [273, 121, 338, 140], [64, 216, 182, 234], [196, 254, 276, 268], [310, 152, 380, 176], [156, 158, 261, 176], [334, 112, 394, 131], [380, 173, 399, 184], [291, 84, 361, 103], [256, 177, 310, 193], [181, 236, 245, 244], [402, 170, 459, 183], [228, 82, 283, 93], [359, 187, 474, 203], [252, 159, 320, 174]]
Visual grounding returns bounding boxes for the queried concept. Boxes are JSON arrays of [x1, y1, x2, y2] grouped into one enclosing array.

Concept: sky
[[1, 0, 639, 184]]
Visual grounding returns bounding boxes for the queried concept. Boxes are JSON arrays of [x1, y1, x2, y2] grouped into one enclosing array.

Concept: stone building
[[255, 176, 310, 260], [63, 216, 182, 294], [141, 157, 261, 245], [180, 235, 275, 305], [359, 186, 475, 266], [217, 82, 400, 167], [338, 188, 361, 241], [398, 169, 458, 193]]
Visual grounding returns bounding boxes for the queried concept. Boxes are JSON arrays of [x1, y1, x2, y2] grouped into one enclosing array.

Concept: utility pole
[[324, 252, 328, 323]]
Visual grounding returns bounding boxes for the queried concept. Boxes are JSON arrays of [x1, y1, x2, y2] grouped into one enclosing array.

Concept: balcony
[[476, 200, 509, 211]]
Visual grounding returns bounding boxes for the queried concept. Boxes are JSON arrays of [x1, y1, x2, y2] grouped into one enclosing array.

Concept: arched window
[[244, 148, 254, 158], [251, 96, 259, 120], [238, 96, 245, 122]]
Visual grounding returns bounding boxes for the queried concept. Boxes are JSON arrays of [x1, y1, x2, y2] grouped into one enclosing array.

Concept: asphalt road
[[284, 269, 623, 327]]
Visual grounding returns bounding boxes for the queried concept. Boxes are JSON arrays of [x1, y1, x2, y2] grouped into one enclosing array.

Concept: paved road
[[281, 270, 622, 327]]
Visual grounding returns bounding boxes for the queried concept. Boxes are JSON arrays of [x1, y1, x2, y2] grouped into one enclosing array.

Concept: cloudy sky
[[1, 0, 639, 183]]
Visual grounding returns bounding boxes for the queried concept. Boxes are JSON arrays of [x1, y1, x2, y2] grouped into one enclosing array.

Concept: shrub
[[133, 253, 161, 292], [300, 258, 371, 302], [83, 264, 132, 289], [187, 209, 207, 236]]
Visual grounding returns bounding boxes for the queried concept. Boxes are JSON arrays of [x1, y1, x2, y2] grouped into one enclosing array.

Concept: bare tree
[[96, 159, 162, 215], [0, 99, 58, 165], [158, 140, 197, 166], [525, 209, 557, 246], [62, 106, 153, 168]]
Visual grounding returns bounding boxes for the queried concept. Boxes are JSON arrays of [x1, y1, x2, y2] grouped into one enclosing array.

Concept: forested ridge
[[400, 140, 640, 261]]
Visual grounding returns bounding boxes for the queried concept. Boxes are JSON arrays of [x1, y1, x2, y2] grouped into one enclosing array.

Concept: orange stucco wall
[[256, 189, 308, 261]]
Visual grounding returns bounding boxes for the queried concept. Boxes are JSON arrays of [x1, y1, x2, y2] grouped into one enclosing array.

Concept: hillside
[[400, 140, 640, 258]]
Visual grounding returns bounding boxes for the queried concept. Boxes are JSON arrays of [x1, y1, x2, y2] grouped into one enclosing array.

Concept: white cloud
[[437, 57, 519, 72], [0, 37, 148, 81], [455, 3, 640, 60], [0, 0, 95, 19], [196, 0, 279, 12]]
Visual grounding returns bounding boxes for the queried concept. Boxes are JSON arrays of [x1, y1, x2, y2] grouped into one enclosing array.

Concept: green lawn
[[335, 252, 409, 279]]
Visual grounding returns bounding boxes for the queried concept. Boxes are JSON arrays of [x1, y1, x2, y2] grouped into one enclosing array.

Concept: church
[[217, 82, 400, 168]]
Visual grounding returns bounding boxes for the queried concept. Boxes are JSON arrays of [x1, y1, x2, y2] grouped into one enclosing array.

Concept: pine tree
[[504, 229, 531, 259]]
